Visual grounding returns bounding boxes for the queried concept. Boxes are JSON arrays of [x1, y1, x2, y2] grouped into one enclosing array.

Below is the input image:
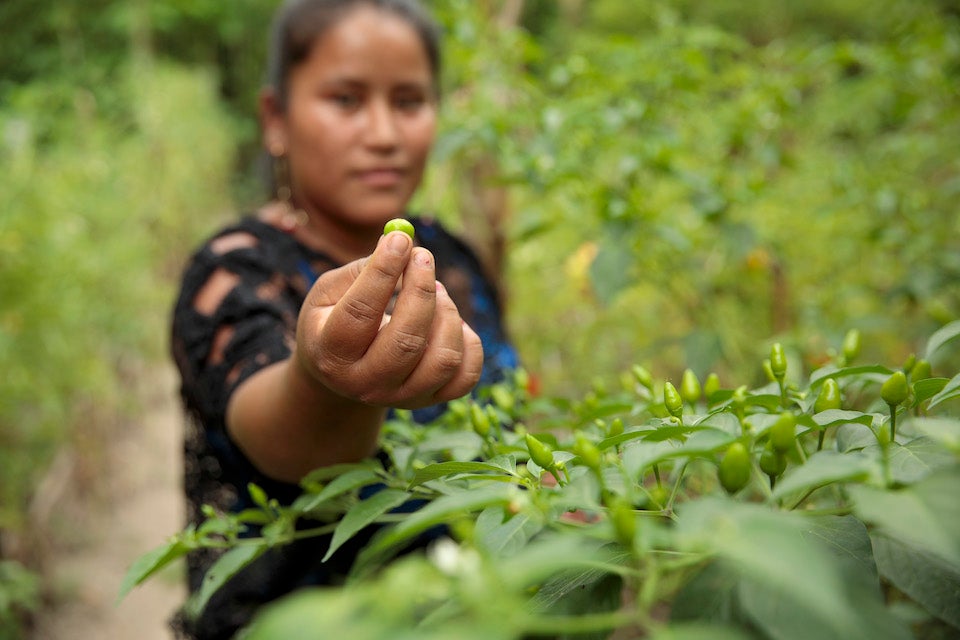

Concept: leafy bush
[[123, 321, 960, 639], [0, 61, 235, 533]]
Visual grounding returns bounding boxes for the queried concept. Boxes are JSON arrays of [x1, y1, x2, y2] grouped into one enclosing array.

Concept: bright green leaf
[[323, 489, 410, 562], [408, 461, 517, 489]]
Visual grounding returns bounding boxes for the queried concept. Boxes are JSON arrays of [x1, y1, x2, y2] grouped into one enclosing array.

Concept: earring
[[271, 150, 308, 233]]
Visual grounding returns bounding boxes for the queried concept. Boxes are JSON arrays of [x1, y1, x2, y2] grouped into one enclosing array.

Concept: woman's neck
[[259, 201, 383, 264]]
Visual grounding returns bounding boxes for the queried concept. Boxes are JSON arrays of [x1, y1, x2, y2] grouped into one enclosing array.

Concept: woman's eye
[[394, 93, 427, 111], [330, 93, 361, 109]]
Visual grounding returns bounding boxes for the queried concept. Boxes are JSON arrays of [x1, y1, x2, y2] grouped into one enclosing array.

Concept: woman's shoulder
[[411, 215, 485, 271]]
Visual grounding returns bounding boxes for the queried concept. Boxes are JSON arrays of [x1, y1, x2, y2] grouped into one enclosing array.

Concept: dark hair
[[266, 0, 442, 111]]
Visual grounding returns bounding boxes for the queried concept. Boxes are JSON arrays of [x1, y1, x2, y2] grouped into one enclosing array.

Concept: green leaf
[[908, 417, 960, 455], [927, 373, 960, 410], [801, 515, 877, 577], [869, 438, 956, 485], [675, 498, 867, 638], [300, 459, 382, 485], [116, 536, 192, 603], [810, 409, 874, 431], [247, 483, 270, 510], [478, 512, 544, 556], [913, 377, 949, 404], [622, 439, 678, 478], [872, 533, 960, 631], [292, 468, 381, 514], [771, 450, 878, 500], [849, 466, 960, 566], [924, 320, 960, 361], [323, 489, 410, 562], [836, 422, 877, 452], [669, 561, 745, 626], [356, 485, 513, 572], [408, 461, 517, 489], [189, 543, 267, 617], [530, 571, 623, 640], [809, 365, 894, 389]]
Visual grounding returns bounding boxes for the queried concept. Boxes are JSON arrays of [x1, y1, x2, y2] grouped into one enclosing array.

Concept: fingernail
[[435, 280, 446, 295], [386, 231, 409, 255]]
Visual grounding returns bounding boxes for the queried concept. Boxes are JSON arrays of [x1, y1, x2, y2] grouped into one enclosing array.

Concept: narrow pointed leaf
[[323, 489, 410, 562], [408, 461, 516, 488], [117, 537, 192, 603], [292, 468, 380, 513]]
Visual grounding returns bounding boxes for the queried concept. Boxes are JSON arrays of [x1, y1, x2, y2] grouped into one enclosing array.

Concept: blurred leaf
[[771, 450, 878, 500], [836, 422, 878, 452], [117, 536, 192, 603], [849, 467, 960, 566], [927, 373, 960, 411], [907, 417, 960, 455], [913, 377, 949, 404], [865, 438, 956, 485], [190, 543, 267, 617], [925, 320, 960, 362], [872, 533, 960, 631], [292, 468, 381, 514], [323, 489, 410, 562], [676, 498, 870, 638]]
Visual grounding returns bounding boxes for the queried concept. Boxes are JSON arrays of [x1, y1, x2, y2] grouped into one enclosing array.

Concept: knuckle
[[391, 330, 429, 357], [341, 296, 382, 325], [431, 345, 464, 375]]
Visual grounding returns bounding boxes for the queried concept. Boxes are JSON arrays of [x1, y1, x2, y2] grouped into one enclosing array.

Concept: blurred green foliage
[[422, 0, 960, 395], [1, 1, 958, 624]]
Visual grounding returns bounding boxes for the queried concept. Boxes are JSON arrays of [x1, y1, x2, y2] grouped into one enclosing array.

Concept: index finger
[[314, 231, 413, 363]]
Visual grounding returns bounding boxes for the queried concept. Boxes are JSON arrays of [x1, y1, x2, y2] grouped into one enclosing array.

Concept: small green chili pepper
[[383, 217, 415, 239], [770, 343, 787, 380], [769, 411, 796, 453], [814, 378, 842, 413], [703, 372, 720, 400], [680, 369, 701, 405], [573, 433, 602, 471], [663, 381, 684, 419], [881, 370, 909, 407], [842, 329, 861, 364], [525, 433, 555, 470], [718, 442, 751, 494]]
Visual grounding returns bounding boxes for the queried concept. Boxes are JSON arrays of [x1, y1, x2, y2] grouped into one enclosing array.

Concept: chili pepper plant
[[122, 322, 960, 639]]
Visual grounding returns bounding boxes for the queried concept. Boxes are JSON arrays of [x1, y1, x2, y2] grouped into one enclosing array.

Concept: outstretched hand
[[295, 230, 484, 409]]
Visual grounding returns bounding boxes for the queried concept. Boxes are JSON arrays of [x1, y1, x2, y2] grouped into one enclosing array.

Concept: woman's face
[[268, 6, 438, 234]]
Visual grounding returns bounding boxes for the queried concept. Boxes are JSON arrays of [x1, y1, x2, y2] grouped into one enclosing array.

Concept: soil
[[30, 364, 187, 640]]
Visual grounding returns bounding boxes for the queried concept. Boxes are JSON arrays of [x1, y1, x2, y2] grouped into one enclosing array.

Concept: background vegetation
[[1, 0, 958, 634]]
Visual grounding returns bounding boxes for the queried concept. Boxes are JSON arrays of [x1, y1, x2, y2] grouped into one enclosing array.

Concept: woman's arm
[[225, 231, 484, 483]]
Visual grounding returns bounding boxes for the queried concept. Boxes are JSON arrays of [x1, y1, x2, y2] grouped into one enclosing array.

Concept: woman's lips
[[355, 168, 405, 188]]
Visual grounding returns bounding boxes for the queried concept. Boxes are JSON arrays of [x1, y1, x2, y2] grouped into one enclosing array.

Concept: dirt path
[[32, 364, 186, 640]]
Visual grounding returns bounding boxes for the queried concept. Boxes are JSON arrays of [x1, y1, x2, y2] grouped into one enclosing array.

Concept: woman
[[169, 0, 517, 637]]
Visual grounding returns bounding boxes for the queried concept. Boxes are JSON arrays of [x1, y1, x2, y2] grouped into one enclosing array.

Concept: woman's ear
[[259, 88, 287, 156]]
